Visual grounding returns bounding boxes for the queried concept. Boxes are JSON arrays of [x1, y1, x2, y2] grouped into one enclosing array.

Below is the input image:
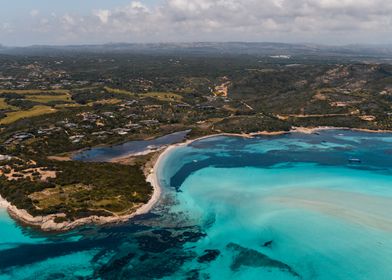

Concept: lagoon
[[1, 130, 391, 279]]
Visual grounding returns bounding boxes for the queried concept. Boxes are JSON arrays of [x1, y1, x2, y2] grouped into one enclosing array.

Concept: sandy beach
[[0, 195, 11, 208], [291, 126, 392, 134], [109, 146, 166, 163]]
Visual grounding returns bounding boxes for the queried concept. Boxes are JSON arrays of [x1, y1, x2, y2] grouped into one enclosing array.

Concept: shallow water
[[1, 130, 392, 279], [72, 130, 190, 162]]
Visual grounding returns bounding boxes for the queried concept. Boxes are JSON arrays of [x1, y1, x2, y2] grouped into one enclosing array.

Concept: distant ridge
[[1, 42, 392, 58]]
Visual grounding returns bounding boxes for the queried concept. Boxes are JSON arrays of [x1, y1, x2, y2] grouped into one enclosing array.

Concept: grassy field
[[105, 87, 183, 101], [89, 98, 123, 105], [0, 89, 70, 95], [29, 183, 140, 215], [25, 94, 73, 103], [0, 105, 57, 125], [0, 90, 73, 124], [0, 98, 18, 110], [0, 98, 9, 109], [104, 87, 135, 96], [144, 92, 183, 101], [54, 103, 84, 109]]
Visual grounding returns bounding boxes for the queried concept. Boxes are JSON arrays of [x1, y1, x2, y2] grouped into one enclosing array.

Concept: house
[[91, 131, 111, 136], [176, 104, 191, 109], [0, 155, 12, 161], [13, 132, 34, 140], [122, 100, 138, 106], [64, 123, 78, 129], [102, 112, 115, 118], [140, 119, 159, 126], [69, 135, 85, 143], [112, 128, 131, 135], [37, 127, 62, 135], [125, 123, 142, 129], [79, 112, 101, 122]]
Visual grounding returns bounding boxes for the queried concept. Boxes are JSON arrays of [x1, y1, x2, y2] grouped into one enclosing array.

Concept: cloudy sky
[[1, 0, 392, 46]]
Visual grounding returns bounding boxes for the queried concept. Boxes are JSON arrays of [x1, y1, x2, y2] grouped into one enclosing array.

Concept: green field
[[25, 94, 73, 103], [0, 98, 8, 109], [29, 183, 140, 215], [0, 89, 70, 95], [104, 87, 135, 96], [105, 87, 183, 101], [0, 98, 18, 110], [0, 105, 57, 125], [144, 92, 183, 101]]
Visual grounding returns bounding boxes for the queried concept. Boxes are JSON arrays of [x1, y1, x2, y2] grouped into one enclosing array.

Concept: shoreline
[[0, 148, 167, 232], [1, 126, 392, 232], [290, 126, 392, 134], [108, 146, 166, 164]]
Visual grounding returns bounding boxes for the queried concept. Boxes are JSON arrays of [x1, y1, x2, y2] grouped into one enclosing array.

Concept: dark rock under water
[[227, 243, 301, 278]]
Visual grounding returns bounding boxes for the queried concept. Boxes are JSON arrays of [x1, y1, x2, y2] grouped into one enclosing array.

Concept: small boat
[[348, 158, 361, 164]]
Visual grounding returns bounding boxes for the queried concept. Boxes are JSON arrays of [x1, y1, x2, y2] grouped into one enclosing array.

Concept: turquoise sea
[[0, 130, 391, 279]]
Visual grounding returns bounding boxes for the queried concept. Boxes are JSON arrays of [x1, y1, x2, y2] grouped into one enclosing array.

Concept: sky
[[1, 0, 392, 46]]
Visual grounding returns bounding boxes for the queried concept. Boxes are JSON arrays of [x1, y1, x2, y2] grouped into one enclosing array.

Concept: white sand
[[0, 195, 11, 208]]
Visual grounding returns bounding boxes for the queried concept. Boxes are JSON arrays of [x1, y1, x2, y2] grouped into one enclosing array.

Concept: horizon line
[[2, 41, 392, 49]]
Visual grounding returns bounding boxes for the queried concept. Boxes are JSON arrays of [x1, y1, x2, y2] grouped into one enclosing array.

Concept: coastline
[[0, 148, 166, 232], [290, 126, 392, 134], [1, 125, 392, 232], [108, 146, 166, 164], [0, 195, 11, 208]]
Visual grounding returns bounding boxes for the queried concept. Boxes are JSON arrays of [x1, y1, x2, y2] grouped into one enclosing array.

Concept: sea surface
[[0, 130, 391, 279], [72, 130, 190, 162]]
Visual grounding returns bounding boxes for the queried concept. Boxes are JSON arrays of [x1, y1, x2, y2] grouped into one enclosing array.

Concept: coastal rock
[[197, 249, 220, 263], [227, 243, 300, 278], [263, 240, 273, 248]]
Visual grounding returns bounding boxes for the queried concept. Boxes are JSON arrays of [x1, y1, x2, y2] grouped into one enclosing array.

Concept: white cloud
[[61, 14, 76, 26], [30, 9, 39, 17], [94, 9, 111, 24], [0, 22, 12, 33], [129, 1, 148, 11], [3, 0, 392, 45]]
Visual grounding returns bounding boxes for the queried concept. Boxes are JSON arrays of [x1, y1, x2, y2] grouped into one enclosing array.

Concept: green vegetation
[[214, 115, 291, 134], [0, 98, 17, 110], [0, 105, 56, 124], [0, 160, 152, 221], [104, 87, 134, 96], [105, 87, 183, 102], [144, 92, 183, 102], [0, 89, 70, 95], [25, 94, 72, 104]]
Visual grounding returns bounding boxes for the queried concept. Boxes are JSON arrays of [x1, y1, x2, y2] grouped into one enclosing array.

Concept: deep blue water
[[1, 130, 391, 279]]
